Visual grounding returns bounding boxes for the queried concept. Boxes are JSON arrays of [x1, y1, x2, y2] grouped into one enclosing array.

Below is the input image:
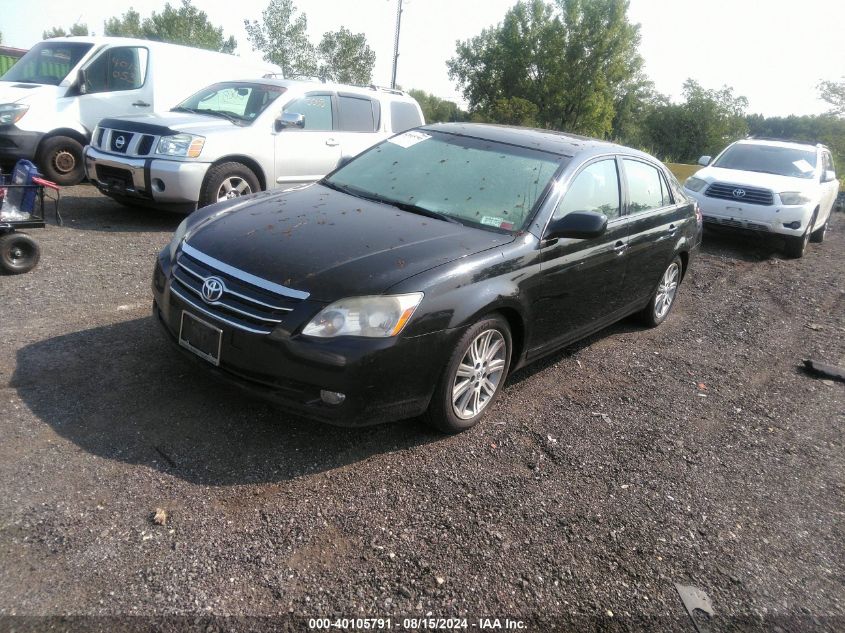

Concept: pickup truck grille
[[169, 243, 309, 334], [705, 182, 774, 206], [94, 128, 158, 157]]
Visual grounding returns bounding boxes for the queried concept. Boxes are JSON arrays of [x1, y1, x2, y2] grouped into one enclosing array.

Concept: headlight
[[156, 133, 205, 158], [779, 192, 810, 205], [168, 218, 190, 260], [0, 104, 29, 126], [302, 293, 424, 338], [684, 176, 707, 192]]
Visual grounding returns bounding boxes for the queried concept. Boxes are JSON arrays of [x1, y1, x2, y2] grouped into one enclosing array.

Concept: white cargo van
[[0, 37, 278, 184]]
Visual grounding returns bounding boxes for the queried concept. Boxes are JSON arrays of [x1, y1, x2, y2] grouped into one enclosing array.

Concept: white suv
[[683, 138, 838, 258], [83, 79, 424, 211]]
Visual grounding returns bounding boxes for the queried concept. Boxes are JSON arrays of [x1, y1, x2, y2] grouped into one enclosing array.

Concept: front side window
[[554, 159, 621, 220], [1, 41, 92, 85], [176, 82, 286, 124], [83, 47, 148, 93], [713, 143, 818, 179], [822, 152, 834, 174], [283, 94, 333, 131], [324, 130, 565, 233], [624, 159, 670, 214]]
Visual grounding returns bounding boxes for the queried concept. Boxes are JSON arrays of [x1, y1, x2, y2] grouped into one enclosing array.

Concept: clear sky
[[1, 0, 843, 117]]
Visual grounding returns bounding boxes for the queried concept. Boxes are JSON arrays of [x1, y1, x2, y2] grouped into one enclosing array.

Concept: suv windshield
[[174, 82, 287, 125], [324, 130, 565, 232], [713, 143, 818, 179], [1, 42, 93, 85]]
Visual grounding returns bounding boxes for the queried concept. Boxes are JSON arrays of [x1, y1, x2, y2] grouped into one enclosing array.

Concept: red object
[[31, 176, 60, 191]]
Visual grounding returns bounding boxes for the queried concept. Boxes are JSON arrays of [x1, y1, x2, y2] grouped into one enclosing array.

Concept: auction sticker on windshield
[[388, 131, 431, 148]]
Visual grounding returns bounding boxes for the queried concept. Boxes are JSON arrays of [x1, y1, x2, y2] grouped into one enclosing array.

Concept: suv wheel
[[810, 218, 827, 243], [199, 162, 260, 208], [784, 211, 817, 258]]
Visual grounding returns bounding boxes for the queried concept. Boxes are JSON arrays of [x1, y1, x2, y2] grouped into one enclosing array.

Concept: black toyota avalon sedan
[[153, 123, 702, 433]]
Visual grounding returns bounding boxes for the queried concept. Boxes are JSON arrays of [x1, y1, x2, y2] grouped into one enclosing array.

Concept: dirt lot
[[0, 185, 843, 632]]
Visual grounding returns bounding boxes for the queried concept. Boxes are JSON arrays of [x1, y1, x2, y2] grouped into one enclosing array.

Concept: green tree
[[407, 89, 468, 123], [818, 78, 844, 117], [245, 0, 316, 77], [317, 28, 375, 84], [104, 2, 236, 54], [43, 23, 89, 39], [447, 0, 644, 137]]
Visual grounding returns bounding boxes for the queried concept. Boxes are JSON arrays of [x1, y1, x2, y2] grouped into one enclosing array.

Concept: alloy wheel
[[216, 177, 252, 202], [452, 329, 507, 420], [654, 262, 680, 320]]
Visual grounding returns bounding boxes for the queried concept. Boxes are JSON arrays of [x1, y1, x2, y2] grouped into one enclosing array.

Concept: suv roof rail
[[283, 74, 328, 83], [745, 135, 826, 148], [366, 84, 407, 96]]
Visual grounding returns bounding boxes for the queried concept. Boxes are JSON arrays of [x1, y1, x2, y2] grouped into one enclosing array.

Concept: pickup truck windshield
[[1, 42, 93, 86], [713, 144, 818, 179], [174, 82, 287, 125], [324, 130, 565, 233]]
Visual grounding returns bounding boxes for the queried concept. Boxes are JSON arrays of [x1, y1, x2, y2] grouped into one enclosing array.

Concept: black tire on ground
[[0, 233, 41, 274], [423, 314, 512, 434], [810, 218, 827, 243], [198, 162, 260, 208], [784, 211, 817, 258], [36, 135, 85, 186], [640, 255, 683, 327]]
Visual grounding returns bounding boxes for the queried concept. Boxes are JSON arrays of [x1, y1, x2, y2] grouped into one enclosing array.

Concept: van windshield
[[1, 42, 93, 85], [173, 82, 287, 125]]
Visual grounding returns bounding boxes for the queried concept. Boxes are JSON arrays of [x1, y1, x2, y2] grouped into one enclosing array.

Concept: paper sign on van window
[[388, 131, 431, 148], [793, 159, 814, 173]]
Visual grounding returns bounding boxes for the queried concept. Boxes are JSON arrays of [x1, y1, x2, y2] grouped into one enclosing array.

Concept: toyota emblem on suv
[[201, 277, 224, 303], [732, 188, 746, 198], [114, 135, 126, 149]]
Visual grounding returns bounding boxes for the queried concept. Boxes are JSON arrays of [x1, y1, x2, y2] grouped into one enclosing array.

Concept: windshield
[[713, 143, 818, 179], [1, 42, 92, 85], [174, 82, 286, 125], [324, 130, 565, 232]]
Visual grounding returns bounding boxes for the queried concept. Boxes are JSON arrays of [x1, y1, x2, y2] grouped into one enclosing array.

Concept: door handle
[[613, 240, 627, 253], [132, 100, 150, 107], [325, 138, 339, 147], [668, 223, 679, 235]]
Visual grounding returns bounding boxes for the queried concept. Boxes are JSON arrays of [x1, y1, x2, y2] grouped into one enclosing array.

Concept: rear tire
[[640, 256, 683, 327], [0, 233, 41, 274], [37, 135, 85, 186], [199, 162, 260, 208]]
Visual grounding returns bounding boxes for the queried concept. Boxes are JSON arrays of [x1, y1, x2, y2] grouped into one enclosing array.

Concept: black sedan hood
[[184, 184, 515, 301]]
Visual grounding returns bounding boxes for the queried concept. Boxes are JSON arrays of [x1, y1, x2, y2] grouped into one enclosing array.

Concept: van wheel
[[37, 136, 84, 186], [199, 162, 260, 208], [0, 233, 41, 274], [640, 256, 682, 327], [424, 315, 511, 434]]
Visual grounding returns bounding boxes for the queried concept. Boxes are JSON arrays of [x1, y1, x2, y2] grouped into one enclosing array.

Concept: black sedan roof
[[422, 122, 641, 159]]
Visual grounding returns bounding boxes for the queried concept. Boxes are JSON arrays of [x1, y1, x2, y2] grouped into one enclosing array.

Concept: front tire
[[810, 217, 827, 243], [199, 162, 260, 208], [37, 135, 85, 185], [640, 256, 682, 327], [424, 315, 512, 434], [784, 213, 816, 258], [0, 233, 41, 274]]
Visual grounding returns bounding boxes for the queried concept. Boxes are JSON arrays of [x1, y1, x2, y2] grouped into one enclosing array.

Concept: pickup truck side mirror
[[275, 111, 305, 132], [697, 155, 712, 166], [822, 169, 837, 183], [544, 211, 608, 241]]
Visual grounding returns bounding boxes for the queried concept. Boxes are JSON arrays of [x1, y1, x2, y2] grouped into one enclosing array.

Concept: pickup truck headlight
[[0, 104, 29, 126], [684, 176, 708, 192], [778, 192, 810, 205], [156, 133, 205, 158], [302, 293, 424, 338]]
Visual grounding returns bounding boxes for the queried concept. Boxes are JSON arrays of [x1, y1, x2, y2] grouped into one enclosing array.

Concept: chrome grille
[[170, 243, 309, 334], [96, 128, 161, 158], [705, 182, 774, 206]]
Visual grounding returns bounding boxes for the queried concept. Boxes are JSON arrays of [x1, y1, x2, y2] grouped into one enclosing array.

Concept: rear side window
[[623, 159, 671, 213], [284, 94, 333, 131], [338, 95, 378, 132], [84, 46, 148, 93], [390, 101, 423, 133], [555, 159, 621, 220]]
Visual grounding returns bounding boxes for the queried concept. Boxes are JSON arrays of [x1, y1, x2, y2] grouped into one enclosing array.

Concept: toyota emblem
[[201, 277, 224, 303], [732, 188, 746, 198], [114, 135, 126, 149]]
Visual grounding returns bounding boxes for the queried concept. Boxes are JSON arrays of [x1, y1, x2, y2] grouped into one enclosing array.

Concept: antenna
[[390, 0, 404, 89]]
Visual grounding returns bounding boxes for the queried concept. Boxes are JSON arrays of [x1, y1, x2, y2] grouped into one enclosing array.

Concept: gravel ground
[[0, 185, 843, 632]]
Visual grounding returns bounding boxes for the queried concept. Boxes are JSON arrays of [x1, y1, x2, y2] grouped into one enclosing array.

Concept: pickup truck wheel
[[0, 233, 41, 274], [37, 136, 85, 186], [199, 162, 259, 208], [640, 256, 682, 327], [424, 315, 511, 434]]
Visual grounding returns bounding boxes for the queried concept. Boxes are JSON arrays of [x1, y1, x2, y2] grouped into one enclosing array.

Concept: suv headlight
[[684, 176, 707, 192], [779, 192, 810, 205], [302, 293, 424, 338], [156, 133, 205, 158], [0, 103, 29, 126]]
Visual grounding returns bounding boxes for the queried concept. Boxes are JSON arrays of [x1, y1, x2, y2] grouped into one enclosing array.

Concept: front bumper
[[84, 145, 209, 206], [0, 126, 42, 163], [152, 255, 457, 426], [686, 189, 814, 237]]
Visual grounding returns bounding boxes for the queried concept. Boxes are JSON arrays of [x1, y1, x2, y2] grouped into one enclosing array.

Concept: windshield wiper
[[171, 106, 200, 114], [321, 180, 460, 224], [197, 109, 243, 125]]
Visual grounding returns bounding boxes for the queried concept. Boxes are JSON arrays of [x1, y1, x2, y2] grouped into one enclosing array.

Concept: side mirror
[[275, 111, 305, 132], [77, 68, 88, 95], [822, 169, 837, 183], [697, 155, 712, 166], [545, 211, 608, 241]]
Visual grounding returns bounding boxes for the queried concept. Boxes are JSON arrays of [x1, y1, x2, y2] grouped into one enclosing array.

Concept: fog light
[[320, 390, 346, 405], [153, 178, 165, 192], [783, 221, 801, 229]]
